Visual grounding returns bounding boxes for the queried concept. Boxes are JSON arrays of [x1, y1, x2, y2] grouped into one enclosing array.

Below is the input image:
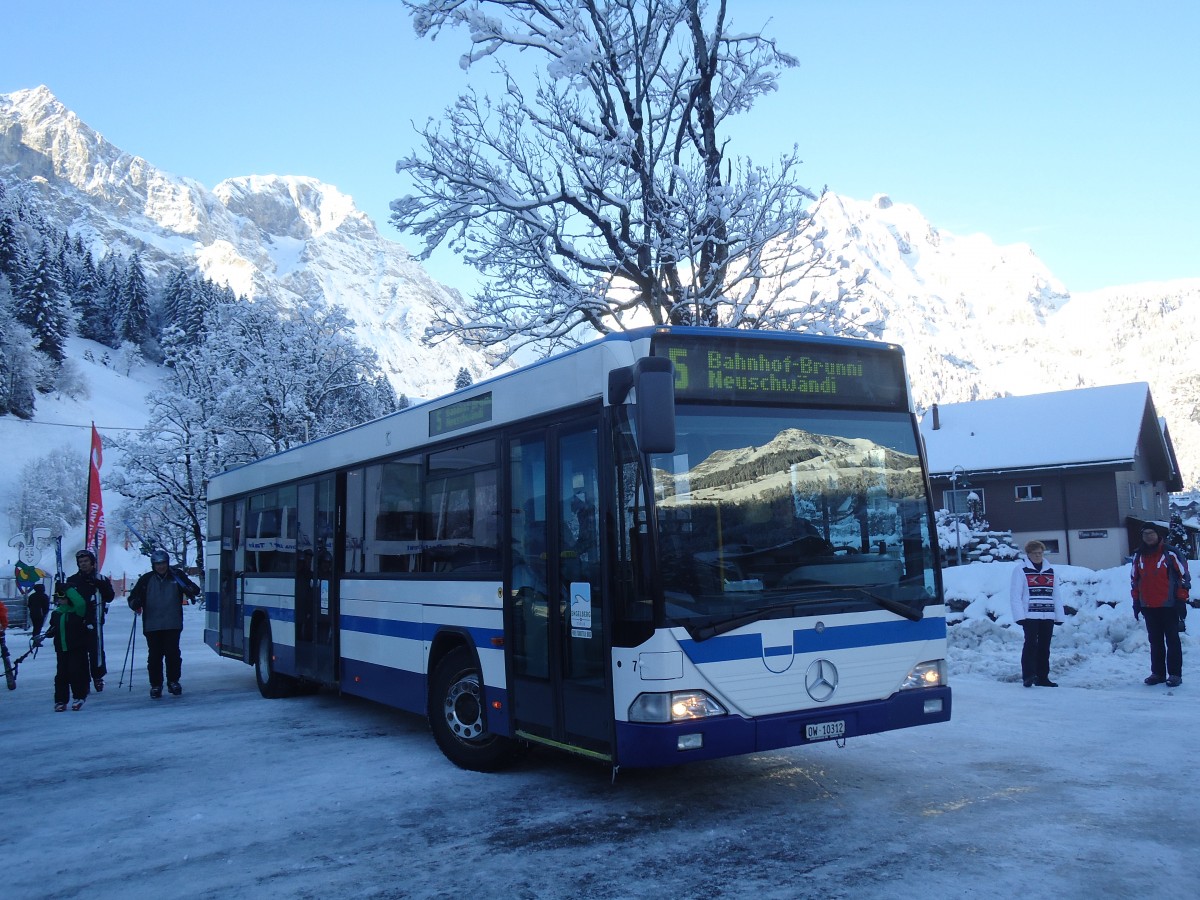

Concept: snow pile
[[943, 559, 1196, 685]]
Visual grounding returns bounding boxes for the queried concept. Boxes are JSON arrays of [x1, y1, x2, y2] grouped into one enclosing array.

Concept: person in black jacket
[[127, 549, 200, 699], [65, 550, 115, 692], [26, 582, 50, 637]]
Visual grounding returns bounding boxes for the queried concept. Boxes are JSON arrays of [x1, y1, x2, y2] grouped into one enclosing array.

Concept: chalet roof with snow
[[919, 382, 1182, 489]]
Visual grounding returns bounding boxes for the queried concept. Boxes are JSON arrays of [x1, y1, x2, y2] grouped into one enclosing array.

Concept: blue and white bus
[[204, 326, 950, 771]]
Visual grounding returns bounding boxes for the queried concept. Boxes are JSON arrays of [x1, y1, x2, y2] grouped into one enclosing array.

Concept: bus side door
[[294, 477, 339, 684], [218, 499, 245, 658], [508, 422, 612, 759]]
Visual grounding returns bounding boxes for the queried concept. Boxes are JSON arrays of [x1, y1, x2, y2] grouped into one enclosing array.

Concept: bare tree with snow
[[109, 299, 397, 565], [393, 0, 868, 360]]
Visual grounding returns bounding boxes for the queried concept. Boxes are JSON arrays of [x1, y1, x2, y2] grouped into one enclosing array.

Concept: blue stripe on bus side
[[247, 603, 296, 623], [340, 613, 504, 649], [679, 616, 947, 665]]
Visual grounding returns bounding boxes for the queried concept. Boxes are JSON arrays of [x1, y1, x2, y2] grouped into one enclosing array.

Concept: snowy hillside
[[0, 86, 499, 399], [0, 338, 157, 576]]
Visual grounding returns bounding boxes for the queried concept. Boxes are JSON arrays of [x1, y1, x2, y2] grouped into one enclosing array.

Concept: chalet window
[[944, 488, 984, 515], [1015, 484, 1043, 502], [1040, 539, 1060, 554]]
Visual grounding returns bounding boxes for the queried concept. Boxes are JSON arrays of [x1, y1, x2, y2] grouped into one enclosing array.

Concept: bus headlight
[[900, 659, 946, 690], [628, 691, 727, 723]]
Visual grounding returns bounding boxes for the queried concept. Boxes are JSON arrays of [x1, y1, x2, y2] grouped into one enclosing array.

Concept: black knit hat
[[75, 549, 97, 564]]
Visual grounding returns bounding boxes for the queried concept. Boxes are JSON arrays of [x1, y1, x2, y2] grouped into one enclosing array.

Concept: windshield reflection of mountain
[[652, 410, 936, 623]]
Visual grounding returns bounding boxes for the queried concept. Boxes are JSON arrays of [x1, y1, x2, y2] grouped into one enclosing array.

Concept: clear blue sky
[[2, 0, 1197, 294]]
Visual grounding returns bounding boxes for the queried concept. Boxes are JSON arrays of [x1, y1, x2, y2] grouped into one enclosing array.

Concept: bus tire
[[255, 622, 297, 699], [429, 646, 520, 772]]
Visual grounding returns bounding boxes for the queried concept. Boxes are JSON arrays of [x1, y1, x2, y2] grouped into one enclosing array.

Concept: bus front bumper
[[613, 686, 951, 768]]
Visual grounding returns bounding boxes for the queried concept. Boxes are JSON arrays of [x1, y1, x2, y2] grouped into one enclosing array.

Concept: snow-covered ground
[[0, 337, 158, 589], [2, 560, 1197, 899]]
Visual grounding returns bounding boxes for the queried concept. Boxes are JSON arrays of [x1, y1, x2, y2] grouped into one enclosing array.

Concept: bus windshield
[[650, 406, 937, 636]]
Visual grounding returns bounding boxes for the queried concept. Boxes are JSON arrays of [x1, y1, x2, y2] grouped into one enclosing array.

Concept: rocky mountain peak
[[213, 175, 379, 243], [0, 86, 493, 398]]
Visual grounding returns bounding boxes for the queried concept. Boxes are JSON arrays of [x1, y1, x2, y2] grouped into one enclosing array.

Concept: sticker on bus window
[[570, 583, 592, 632]]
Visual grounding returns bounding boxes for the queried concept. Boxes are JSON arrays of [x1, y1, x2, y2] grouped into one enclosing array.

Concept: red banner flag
[[85, 423, 107, 570]]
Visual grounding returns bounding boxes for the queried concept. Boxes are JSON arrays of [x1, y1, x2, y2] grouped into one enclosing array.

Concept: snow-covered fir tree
[[16, 241, 72, 363], [119, 250, 152, 346]]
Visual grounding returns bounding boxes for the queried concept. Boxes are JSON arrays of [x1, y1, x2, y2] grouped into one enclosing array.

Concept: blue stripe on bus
[[244, 607, 503, 650], [679, 616, 947, 665], [340, 613, 503, 648], [246, 603, 295, 623], [340, 614, 424, 641]]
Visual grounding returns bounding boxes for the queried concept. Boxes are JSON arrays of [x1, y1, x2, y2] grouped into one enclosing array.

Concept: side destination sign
[[651, 335, 909, 410], [429, 392, 493, 437]]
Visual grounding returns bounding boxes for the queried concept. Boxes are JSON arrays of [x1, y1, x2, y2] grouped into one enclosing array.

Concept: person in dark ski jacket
[[1009, 540, 1065, 687], [127, 549, 200, 699], [1130, 522, 1190, 687], [27, 582, 51, 637], [43, 583, 90, 711], [65, 549, 115, 691]]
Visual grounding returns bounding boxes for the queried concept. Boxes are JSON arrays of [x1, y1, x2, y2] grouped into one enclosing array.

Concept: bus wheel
[[429, 646, 519, 772], [255, 623, 296, 699]]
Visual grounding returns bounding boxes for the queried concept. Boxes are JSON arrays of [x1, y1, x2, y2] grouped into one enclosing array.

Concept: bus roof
[[206, 327, 906, 501]]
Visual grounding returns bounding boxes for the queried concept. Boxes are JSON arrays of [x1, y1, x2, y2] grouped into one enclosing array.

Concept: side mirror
[[633, 358, 675, 454], [609, 358, 676, 454]]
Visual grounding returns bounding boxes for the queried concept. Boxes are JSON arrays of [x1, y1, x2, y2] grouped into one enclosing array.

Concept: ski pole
[[118, 613, 137, 689], [8, 633, 45, 688], [129, 619, 137, 692]]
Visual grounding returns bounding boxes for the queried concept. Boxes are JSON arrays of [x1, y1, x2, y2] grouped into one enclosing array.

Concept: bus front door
[[294, 477, 338, 685], [509, 424, 612, 761]]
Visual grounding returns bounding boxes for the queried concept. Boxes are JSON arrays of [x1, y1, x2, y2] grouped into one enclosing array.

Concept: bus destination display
[[429, 392, 493, 437], [652, 335, 908, 410]]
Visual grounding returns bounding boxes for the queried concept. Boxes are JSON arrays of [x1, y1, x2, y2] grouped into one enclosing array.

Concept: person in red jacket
[[1130, 522, 1190, 687]]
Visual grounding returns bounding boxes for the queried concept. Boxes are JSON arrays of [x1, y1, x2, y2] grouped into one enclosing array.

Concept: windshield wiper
[[837, 585, 924, 623], [685, 601, 804, 642], [683, 585, 923, 642]]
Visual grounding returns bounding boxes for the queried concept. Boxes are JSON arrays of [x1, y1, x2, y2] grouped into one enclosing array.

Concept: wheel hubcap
[[444, 673, 485, 743]]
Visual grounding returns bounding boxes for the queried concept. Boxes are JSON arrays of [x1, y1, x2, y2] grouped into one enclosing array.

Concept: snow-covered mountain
[[3, 85, 1199, 488], [787, 193, 1200, 487], [0, 85, 498, 399]]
